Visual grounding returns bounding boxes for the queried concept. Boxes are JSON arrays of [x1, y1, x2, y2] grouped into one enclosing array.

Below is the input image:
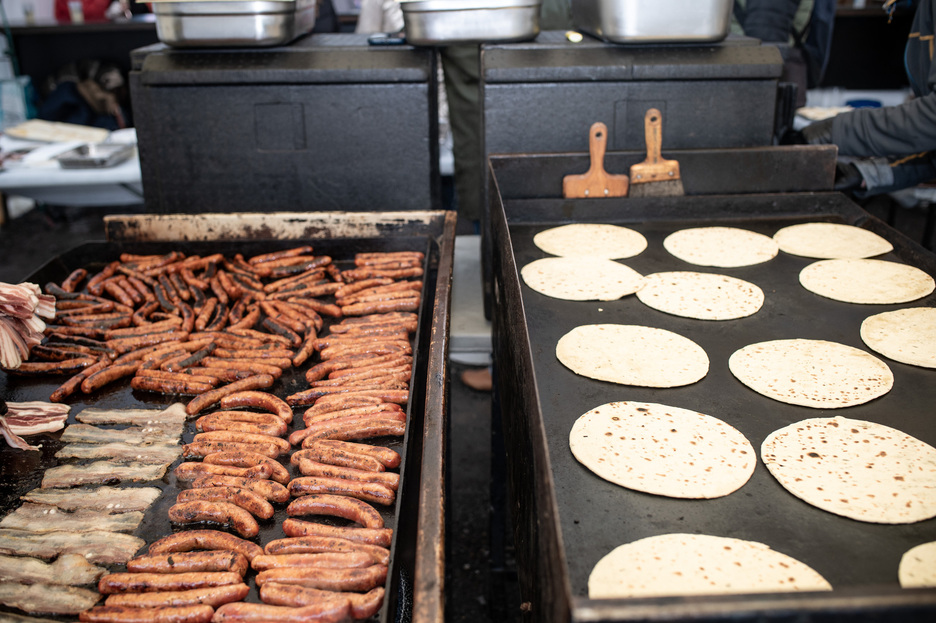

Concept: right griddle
[[490, 187, 936, 622]]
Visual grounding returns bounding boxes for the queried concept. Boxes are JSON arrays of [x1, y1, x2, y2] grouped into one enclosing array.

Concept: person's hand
[[801, 117, 834, 145], [833, 162, 864, 191]]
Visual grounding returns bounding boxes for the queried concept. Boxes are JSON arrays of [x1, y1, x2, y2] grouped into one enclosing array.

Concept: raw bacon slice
[[21, 486, 161, 514], [0, 581, 100, 615], [0, 503, 144, 534], [0, 282, 54, 370], [3, 401, 70, 435], [0, 401, 70, 451], [41, 461, 170, 488], [75, 404, 187, 427], [55, 442, 182, 465], [0, 529, 145, 564], [0, 553, 106, 586]]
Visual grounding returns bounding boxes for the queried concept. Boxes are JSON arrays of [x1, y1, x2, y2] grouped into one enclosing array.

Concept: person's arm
[[829, 93, 936, 157], [738, 0, 801, 42]]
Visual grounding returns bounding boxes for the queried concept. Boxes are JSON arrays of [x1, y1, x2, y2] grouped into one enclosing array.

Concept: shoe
[[460, 368, 492, 392]]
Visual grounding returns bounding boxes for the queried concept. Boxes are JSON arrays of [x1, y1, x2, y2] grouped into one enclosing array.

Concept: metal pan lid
[[400, 0, 542, 12]]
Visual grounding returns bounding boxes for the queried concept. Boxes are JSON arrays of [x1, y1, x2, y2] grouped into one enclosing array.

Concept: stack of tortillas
[[664, 227, 779, 267], [774, 222, 893, 258], [557, 325, 709, 388], [728, 339, 893, 408], [761, 416, 936, 524], [589, 534, 832, 599], [521, 257, 645, 301], [636, 271, 764, 320], [532, 223, 647, 259], [799, 259, 935, 304], [899, 542, 936, 587], [569, 401, 755, 499]]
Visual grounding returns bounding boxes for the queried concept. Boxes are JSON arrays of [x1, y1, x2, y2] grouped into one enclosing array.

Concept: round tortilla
[[774, 222, 893, 259], [899, 542, 936, 588], [728, 339, 893, 408], [636, 271, 764, 320], [663, 227, 778, 267], [532, 223, 647, 259], [569, 401, 755, 499], [762, 416, 936, 524], [520, 257, 645, 301], [589, 534, 832, 599], [557, 324, 709, 388], [860, 307, 936, 369], [799, 258, 935, 304]]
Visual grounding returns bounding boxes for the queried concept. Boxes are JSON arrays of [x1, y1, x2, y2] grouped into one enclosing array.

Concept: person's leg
[[440, 45, 482, 226]]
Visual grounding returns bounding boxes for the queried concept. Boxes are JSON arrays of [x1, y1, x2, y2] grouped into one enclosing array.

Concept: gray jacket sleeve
[[830, 92, 936, 157], [830, 0, 936, 157], [738, 0, 801, 42]]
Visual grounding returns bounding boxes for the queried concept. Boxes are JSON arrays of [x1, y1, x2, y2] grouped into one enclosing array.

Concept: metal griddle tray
[[0, 220, 452, 623], [492, 191, 936, 621]]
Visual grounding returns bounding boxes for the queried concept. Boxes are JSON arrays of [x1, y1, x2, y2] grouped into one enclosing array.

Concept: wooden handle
[[587, 122, 608, 174], [643, 108, 663, 165]]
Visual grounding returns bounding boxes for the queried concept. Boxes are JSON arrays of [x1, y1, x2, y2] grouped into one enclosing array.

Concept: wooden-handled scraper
[[562, 122, 629, 199]]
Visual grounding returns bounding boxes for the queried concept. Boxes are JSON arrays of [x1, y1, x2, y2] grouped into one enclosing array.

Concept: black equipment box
[[478, 31, 786, 318], [130, 34, 440, 214]]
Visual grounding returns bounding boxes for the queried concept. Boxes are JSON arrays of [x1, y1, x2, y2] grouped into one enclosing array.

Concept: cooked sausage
[[177, 486, 275, 520], [184, 374, 276, 416], [60, 267, 88, 292], [254, 563, 388, 592], [197, 358, 283, 378], [190, 475, 290, 504], [174, 461, 274, 482], [194, 430, 290, 454], [195, 412, 287, 437], [315, 439, 401, 469], [49, 359, 108, 402], [297, 459, 399, 491], [263, 536, 389, 566], [182, 441, 281, 461], [250, 551, 374, 571], [282, 519, 392, 546], [212, 601, 349, 623], [286, 493, 384, 528], [302, 394, 388, 415], [7, 357, 98, 375], [260, 584, 385, 619], [289, 414, 405, 447], [104, 584, 249, 609], [218, 391, 293, 422], [302, 404, 403, 426], [289, 447, 384, 473], [168, 500, 260, 539], [333, 278, 394, 299], [127, 550, 249, 576], [131, 376, 216, 396], [79, 604, 214, 623], [298, 418, 406, 446], [135, 368, 221, 387], [80, 361, 141, 393], [318, 341, 411, 361], [98, 571, 243, 594], [248, 246, 315, 265], [148, 529, 263, 562], [288, 477, 395, 507], [202, 450, 291, 485]]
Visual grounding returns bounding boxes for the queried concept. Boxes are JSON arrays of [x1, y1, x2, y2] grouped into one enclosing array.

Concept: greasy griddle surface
[[0, 236, 432, 619], [506, 194, 936, 598]]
